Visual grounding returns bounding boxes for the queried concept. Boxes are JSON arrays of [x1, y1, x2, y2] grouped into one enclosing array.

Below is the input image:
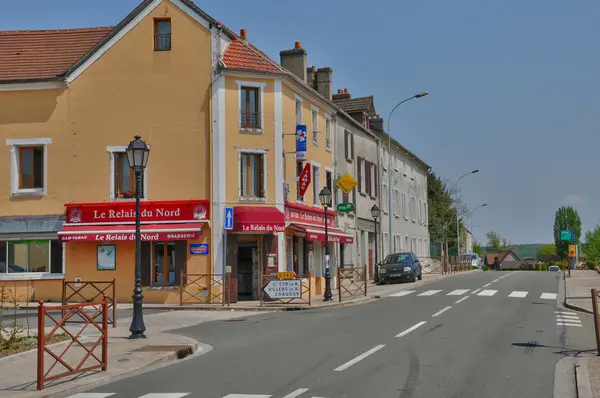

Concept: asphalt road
[[62, 271, 573, 398]]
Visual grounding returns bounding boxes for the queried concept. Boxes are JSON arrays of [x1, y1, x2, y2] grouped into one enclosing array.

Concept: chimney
[[316, 67, 333, 100], [332, 88, 351, 101], [306, 66, 317, 90], [280, 41, 307, 82], [239, 29, 247, 42], [369, 115, 384, 132]]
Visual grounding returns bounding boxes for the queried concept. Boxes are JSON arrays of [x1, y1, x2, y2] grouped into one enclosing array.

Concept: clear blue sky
[[3, 0, 599, 245]]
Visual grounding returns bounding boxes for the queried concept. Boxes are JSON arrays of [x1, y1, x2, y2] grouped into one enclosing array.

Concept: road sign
[[277, 272, 295, 280], [261, 279, 302, 299], [336, 173, 357, 195], [298, 163, 311, 198], [568, 245, 577, 257], [296, 125, 307, 161], [224, 207, 234, 230], [336, 202, 355, 213], [560, 230, 572, 241]]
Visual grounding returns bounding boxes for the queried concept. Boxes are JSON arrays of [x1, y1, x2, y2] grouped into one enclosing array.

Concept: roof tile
[[0, 27, 112, 81], [222, 39, 282, 73]]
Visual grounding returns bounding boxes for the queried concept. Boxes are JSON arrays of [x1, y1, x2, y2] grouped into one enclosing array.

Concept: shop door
[[225, 233, 238, 303], [368, 248, 373, 280], [237, 239, 259, 301]]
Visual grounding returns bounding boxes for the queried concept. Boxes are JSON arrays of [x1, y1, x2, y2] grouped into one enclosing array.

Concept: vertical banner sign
[[296, 124, 307, 161], [298, 162, 311, 197]]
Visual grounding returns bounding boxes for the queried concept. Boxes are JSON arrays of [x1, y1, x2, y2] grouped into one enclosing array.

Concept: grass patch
[[0, 333, 71, 358]]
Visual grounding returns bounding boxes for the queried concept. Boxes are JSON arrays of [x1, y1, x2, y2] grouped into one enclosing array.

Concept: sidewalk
[[0, 309, 262, 398], [564, 270, 600, 314]]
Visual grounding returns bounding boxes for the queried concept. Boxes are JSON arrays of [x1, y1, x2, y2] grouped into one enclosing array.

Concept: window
[[383, 150, 388, 170], [7, 138, 51, 197], [312, 165, 321, 206], [325, 117, 332, 151], [311, 107, 319, 145], [424, 202, 428, 225], [153, 242, 176, 285], [344, 130, 354, 160], [0, 240, 62, 275], [402, 193, 408, 219], [241, 87, 260, 129], [418, 200, 423, 223], [411, 196, 417, 221], [382, 184, 389, 212], [108, 147, 148, 201], [412, 237, 417, 252], [404, 236, 409, 252], [326, 170, 333, 193], [240, 152, 265, 199], [394, 189, 400, 216], [154, 18, 171, 51], [296, 161, 305, 201], [395, 235, 401, 253], [382, 233, 389, 257], [358, 158, 366, 193], [369, 162, 377, 197], [295, 96, 303, 124]]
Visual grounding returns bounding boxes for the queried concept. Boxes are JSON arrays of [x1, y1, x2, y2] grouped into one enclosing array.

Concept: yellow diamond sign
[[336, 173, 357, 195]]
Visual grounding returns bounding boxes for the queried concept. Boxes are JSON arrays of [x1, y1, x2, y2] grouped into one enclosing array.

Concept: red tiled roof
[[222, 39, 282, 73], [0, 27, 113, 81]]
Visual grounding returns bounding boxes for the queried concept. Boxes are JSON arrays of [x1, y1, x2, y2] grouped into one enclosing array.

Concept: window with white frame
[[383, 150, 388, 170], [0, 239, 63, 275], [370, 164, 375, 196], [402, 193, 408, 219], [236, 81, 266, 132], [383, 233, 389, 257], [394, 189, 400, 216], [6, 138, 51, 197], [395, 235, 401, 253], [311, 106, 319, 145], [239, 150, 266, 200], [418, 200, 423, 223], [359, 158, 366, 192], [325, 117, 332, 151], [108, 146, 148, 200], [404, 236, 410, 252], [424, 202, 428, 225], [382, 184, 389, 212], [411, 196, 417, 221], [312, 165, 321, 206], [344, 130, 354, 160], [412, 237, 417, 252], [295, 95, 303, 125]]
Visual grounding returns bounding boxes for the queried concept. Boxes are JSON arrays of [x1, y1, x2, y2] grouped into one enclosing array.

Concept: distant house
[[486, 249, 521, 269]]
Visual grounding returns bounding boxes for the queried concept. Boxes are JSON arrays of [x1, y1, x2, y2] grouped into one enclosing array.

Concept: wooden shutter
[[357, 157, 363, 192], [351, 134, 355, 158], [344, 130, 349, 159], [50, 240, 63, 274], [374, 164, 378, 197], [365, 161, 372, 196], [141, 242, 152, 286], [174, 241, 187, 285]]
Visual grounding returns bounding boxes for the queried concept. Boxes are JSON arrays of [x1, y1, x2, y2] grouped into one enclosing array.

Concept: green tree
[[536, 244, 557, 262], [427, 170, 465, 251], [584, 225, 600, 264], [553, 206, 582, 259], [473, 242, 483, 257], [486, 231, 510, 251]]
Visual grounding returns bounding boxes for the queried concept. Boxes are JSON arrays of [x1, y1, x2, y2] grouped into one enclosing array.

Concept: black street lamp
[[371, 204, 380, 283], [126, 135, 150, 339], [319, 187, 333, 302]]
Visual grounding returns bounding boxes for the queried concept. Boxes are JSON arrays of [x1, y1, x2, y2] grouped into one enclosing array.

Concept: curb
[[575, 357, 593, 398], [564, 300, 594, 315], [554, 356, 576, 398]]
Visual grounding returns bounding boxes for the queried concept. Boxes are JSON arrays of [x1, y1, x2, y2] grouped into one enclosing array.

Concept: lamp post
[[126, 135, 150, 339], [319, 187, 333, 302], [371, 204, 380, 283], [387, 91, 428, 253], [470, 203, 488, 233], [455, 169, 479, 258]]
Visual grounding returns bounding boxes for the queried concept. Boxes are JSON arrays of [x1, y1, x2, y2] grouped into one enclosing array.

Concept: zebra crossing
[[63, 390, 330, 398], [555, 310, 583, 327], [388, 288, 558, 300]]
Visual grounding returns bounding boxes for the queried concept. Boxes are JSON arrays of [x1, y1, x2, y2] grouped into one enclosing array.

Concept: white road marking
[[477, 290, 498, 296], [447, 289, 470, 296], [396, 321, 427, 337], [557, 315, 580, 320], [455, 296, 470, 304], [333, 345, 385, 371], [389, 291, 415, 297], [417, 290, 442, 296], [138, 395, 191, 398], [492, 279, 500, 282], [282, 389, 310, 398], [482, 283, 491, 288], [557, 322, 583, 327], [223, 395, 272, 398], [432, 306, 452, 317], [508, 291, 528, 298], [540, 293, 558, 300], [555, 311, 577, 315], [471, 289, 481, 295], [64, 395, 116, 398]]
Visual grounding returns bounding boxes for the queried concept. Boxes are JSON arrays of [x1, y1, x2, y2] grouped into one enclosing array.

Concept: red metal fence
[[62, 279, 116, 328], [591, 289, 600, 356], [37, 298, 109, 390]]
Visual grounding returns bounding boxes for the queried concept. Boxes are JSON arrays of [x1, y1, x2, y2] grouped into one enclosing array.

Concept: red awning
[[233, 206, 285, 233], [58, 223, 204, 242], [291, 224, 354, 244]]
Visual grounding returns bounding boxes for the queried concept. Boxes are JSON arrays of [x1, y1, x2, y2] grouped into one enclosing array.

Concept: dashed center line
[[455, 296, 470, 304], [334, 345, 386, 371], [471, 289, 481, 295], [432, 306, 452, 317], [482, 283, 491, 288], [492, 279, 499, 283], [396, 321, 427, 337]]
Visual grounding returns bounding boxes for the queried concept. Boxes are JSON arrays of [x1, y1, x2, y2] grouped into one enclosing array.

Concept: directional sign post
[[560, 230, 572, 241], [224, 207, 234, 231], [261, 279, 302, 299]]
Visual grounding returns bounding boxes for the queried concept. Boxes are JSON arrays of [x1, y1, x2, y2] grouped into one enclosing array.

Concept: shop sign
[[285, 205, 335, 227], [298, 163, 311, 198], [236, 223, 285, 233], [306, 232, 354, 244], [60, 231, 200, 242], [336, 173, 357, 195], [295, 124, 307, 161], [190, 243, 209, 255], [336, 202, 355, 213], [65, 200, 210, 224]]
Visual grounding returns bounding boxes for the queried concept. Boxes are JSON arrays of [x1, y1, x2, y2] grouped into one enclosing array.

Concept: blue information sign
[[296, 124, 307, 161], [224, 207, 234, 230]]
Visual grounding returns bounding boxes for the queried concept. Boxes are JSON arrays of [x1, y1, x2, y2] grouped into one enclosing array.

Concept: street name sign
[[224, 207, 234, 230], [261, 279, 302, 299], [277, 272, 295, 280], [336, 202, 355, 213], [560, 230, 572, 241], [336, 173, 357, 195]]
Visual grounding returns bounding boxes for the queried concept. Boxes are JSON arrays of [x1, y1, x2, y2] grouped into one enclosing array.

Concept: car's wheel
[[411, 273, 417, 283], [417, 270, 422, 280]]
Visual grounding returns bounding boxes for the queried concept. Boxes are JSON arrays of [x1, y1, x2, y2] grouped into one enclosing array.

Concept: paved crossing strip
[[477, 290, 498, 296], [387, 289, 559, 299], [555, 310, 582, 327], [540, 293, 557, 300], [282, 389, 310, 398], [508, 291, 528, 298], [389, 290, 415, 297], [417, 290, 442, 296], [447, 289, 470, 296], [67, 393, 332, 398]]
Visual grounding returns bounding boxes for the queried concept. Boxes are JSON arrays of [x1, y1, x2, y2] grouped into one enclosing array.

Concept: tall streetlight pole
[[455, 170, 479, 259], [319, 187, 333, 302], [371, 204, 380, 283], [470, 203, 488, 232], [126, 135, 150, 339], [387, 91, 428, 254]]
